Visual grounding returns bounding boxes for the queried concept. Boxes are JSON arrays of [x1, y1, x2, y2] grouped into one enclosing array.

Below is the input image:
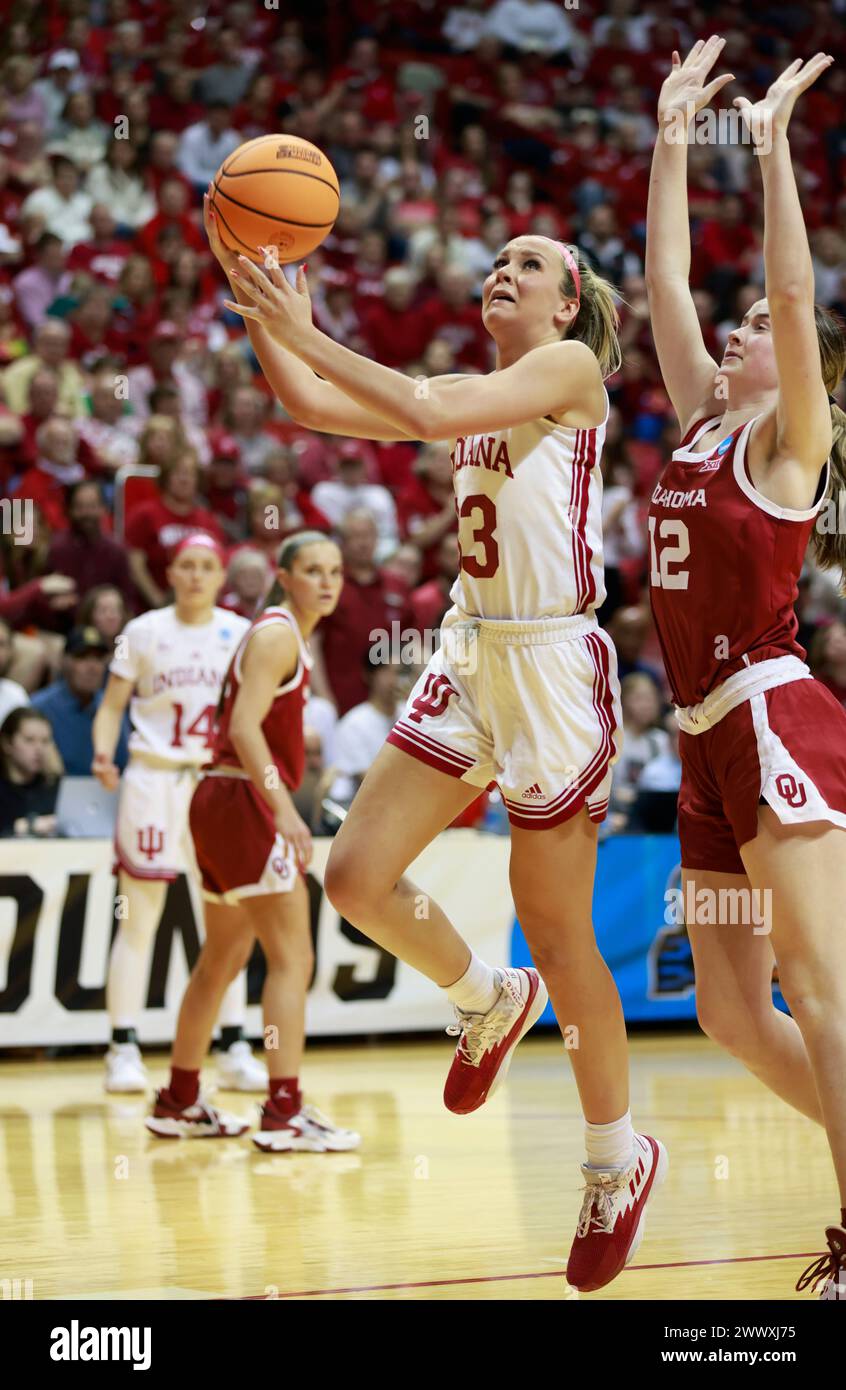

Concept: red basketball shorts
[[189, 772, 298, 904], [679, 677, 846, 874]]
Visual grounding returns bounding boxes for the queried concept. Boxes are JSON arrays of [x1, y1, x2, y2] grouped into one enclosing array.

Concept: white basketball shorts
[[386, 607, 622, 829], [115, 759, 200, 881]]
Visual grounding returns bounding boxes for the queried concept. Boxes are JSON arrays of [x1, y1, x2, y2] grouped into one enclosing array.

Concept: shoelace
[[795, 1247, 840, 1294], [445, 1006, 508, 1066], [576, 1173, 621, 1238]]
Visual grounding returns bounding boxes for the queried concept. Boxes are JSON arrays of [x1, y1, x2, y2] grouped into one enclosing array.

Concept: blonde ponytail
[[557, 244, 622, 380]]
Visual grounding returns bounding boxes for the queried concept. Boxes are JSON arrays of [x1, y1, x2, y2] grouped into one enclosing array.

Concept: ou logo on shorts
[[774, 773, 807, 809], [272, 856, 290, 878]]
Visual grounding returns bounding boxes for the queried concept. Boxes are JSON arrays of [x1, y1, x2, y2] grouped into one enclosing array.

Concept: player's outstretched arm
[[205, 193, 416, 441], [736, 54, 834, 486], [226, 254, 603, 440], [645, 37, 734, 434]]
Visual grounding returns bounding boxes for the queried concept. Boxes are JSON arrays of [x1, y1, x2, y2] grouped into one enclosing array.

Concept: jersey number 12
[[648, 517, 690, 590]]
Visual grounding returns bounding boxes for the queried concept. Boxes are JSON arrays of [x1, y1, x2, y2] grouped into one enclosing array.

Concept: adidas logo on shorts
[[521, 783, 545, 800]]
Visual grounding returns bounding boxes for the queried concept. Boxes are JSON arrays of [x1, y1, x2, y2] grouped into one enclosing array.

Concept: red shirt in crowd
[[124, 496, 224, 591], [66, 239, 133, 285], [395, 475, 456, 580], [319, 569, 406, 715]]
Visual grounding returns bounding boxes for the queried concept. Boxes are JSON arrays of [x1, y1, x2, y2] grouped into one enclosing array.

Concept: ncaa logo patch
[[716, 435, 733, 455]]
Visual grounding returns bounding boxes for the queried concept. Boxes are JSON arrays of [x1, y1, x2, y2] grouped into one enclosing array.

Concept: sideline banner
[[0, 833, 515, 1046], [0, 833, 781, 1045]]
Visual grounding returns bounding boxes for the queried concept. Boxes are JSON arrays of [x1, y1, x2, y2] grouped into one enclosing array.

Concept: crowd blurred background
[[1, 0, 846, 838]]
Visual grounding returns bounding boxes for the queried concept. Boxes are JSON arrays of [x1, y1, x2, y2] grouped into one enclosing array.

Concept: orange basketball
[[211, 134, 340, 264]]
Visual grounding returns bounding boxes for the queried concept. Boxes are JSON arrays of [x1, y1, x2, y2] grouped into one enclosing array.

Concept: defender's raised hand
[[733, 53, 834, 148], [657, 35, 735, 127]]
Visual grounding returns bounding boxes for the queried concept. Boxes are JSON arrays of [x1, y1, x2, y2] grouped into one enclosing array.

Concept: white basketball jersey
[[110, 605, 250, 764], [449, 388, 609, 620]]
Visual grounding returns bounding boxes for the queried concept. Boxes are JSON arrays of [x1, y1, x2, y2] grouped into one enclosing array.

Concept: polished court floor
[[0, 1032, 835, 1301]]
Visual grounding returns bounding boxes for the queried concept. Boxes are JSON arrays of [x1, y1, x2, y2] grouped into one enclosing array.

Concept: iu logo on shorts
[[774, 773, 807, 808], [137, 825, 165, 861], [407, 673, 459, 724]]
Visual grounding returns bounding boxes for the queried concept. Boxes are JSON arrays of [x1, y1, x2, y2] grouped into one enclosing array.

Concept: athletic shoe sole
[[144, 1116, 250, 1139], [252, 1131, 361, 1153]]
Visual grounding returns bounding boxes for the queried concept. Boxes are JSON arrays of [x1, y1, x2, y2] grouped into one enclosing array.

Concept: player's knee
[[695, 990, 761, 1056], [527, 933, 597, 982], [324, 847, 380, 923]]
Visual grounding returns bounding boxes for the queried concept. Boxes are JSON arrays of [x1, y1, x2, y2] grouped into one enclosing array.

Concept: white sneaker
[[252, 1102, 362, 1153], [216, 1039, 268, 1091], [104, 1042, 148, 1094]]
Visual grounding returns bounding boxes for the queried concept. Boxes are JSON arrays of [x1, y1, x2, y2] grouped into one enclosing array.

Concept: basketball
[[210, 134, 340, 264]]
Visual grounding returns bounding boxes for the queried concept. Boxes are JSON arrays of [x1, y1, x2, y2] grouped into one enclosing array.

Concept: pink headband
[[539, 237, 581, 302], [171, 532, 226, 564]]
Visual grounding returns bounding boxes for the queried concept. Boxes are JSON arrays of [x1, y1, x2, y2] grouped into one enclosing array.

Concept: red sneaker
[[443, 966, 548, 1115], [144, 1090, 250, 1139], [566, 1133, 668, 1292], [796, 1226, 846, 1299], [252, 1101, 361, 1153]]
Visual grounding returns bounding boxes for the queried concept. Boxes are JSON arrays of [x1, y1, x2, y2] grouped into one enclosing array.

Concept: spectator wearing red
[[124, 449, 224, 608], [231, 72, 283, 142], [312, 268, 365, 349], [396, 443, 457, 582], [66, 204, 133, 285], [16, 368, 61, 465], [202, 435, 249, 543], [312, 441, 399, 557], [145, 131, 194, 203], [327, 36, 397, 126], [13, 416, 86, 533], [137, 178, 205, 262], [66, 283, 122, 370], [420, 264, 491, 372], [0, 505, 77, 646], [692, 194, 758, 283], [313, 510, 406, 716], [262, 447, 332, 537], [110, 255, 160, 366], [147, 70, 205, 136], [0, 152, 24, 236], [220, 384, 281, 475], [359, 268, 434, 369], [46, 479, 135, 608], [406, 532, 461, 637]]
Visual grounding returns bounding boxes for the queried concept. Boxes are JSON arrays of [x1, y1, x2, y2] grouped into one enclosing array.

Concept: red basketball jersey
[[648, 413, 828, 708], [209, 607, 312, 790]]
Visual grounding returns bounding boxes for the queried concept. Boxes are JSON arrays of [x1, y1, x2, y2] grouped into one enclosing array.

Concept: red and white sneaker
[[796, 1226, 846, 1299], [252, 1102, 362, 1153], [443, 966, 548, 1115], [145, 1091, 250, 1139], [566, 1133, 668, 1292]]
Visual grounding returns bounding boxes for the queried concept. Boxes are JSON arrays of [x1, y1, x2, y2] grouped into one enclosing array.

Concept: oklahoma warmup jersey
[[210, 607, 312, 790], [110, 606, 250, 764], [449, 388, 610, 619], [648, 413, 829, 709]]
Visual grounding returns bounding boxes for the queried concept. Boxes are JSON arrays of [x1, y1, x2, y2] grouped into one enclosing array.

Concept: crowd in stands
[[2, 0, 846, 836]]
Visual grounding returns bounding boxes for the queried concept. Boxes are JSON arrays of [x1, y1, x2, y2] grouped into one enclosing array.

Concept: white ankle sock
[[585, 1110, 634, 1170], [445, 952, 500, 1014]]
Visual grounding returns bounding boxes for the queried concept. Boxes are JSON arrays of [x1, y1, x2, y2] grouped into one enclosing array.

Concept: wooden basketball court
[[0, 1032, 832, 1301]]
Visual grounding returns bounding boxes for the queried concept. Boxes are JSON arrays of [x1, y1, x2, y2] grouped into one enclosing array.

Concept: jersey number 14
[[170, 702, 215, 749]]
